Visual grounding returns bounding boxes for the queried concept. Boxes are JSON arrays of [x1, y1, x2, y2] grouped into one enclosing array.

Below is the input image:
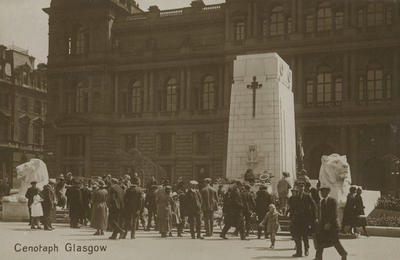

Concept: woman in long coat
[[342, 186, 357, 234], [91, 182, 108, 235], [156, 186, 173, 237], [354, 187, 369, 236]]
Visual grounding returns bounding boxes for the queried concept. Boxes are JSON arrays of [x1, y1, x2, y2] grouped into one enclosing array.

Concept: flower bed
[[375, 195, 400, 211]]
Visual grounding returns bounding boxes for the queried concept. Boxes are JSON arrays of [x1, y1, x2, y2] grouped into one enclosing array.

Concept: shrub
[[368, 216, 400, 227], [375, 195, 400, 212]]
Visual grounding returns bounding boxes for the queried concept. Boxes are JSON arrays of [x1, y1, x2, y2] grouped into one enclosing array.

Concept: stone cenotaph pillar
[[226, 53, 296, 193]]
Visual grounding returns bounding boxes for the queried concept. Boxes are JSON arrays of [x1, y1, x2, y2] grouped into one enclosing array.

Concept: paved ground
[[0, 222, 399, 260]]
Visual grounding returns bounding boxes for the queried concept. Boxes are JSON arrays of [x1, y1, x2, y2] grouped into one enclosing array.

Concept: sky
[[0, 0, 224, 66]]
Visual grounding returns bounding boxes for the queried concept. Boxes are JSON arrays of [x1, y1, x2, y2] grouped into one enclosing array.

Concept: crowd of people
[[20, 170, 372, 260]]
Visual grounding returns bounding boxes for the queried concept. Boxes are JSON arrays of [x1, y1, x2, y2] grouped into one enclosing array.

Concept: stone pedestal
[[226, 53, 296, 193], [2, 200, 29, 221]]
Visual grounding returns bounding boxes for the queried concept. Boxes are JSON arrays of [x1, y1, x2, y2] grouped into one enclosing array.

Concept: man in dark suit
[[41, 180, 56, 230], [25, 181, 39, 226], [108, 178, 126, 239], [255, 185, 272, 239], [185, 180, 203, 239], [66, 179, 83, 228], [200, 178, 218, 237], [123, 178, 143, 239], [242, 184, 256, 237], [314, 186, 347, 260], [220, 181, 245, 240], [290, 182, 317, 257]]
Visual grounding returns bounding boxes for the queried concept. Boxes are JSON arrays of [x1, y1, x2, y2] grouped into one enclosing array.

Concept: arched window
[[316, 67, 332, 105], [202, 76, 215, 111], [33, 119, 43, 145], [131, 80, 142, 113], [166, 78, 178, 112], [367, 2, 384, 26], [270, 6, 285, 36], [317, 4, 332, 32], [76, 26, 88, 54], [76, 81, 89, 113]]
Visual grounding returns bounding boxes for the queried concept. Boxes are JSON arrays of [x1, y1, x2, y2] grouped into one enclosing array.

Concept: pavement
[[0, 222, 399, 260]]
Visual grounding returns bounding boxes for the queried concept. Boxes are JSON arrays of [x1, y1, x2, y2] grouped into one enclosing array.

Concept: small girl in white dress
[[30, 189, 43, 229]]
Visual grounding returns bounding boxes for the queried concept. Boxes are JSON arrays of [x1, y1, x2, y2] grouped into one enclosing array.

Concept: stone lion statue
[[319, 154, 351, 227], [16, 159, 49, 196]]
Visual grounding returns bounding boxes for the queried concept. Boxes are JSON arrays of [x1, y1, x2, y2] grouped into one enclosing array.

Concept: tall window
[[306, 80, 314, 105], [76, 82, 89, 113], [76, 26, 88, 54], [131, 80, 142, 113], [235, 22, 245, 41], [317, 6, 333, 32], [270, 6, 285, 36], [386, 75, 392, 99], [317, 69, 332, 105], [262, 19, 268, 37], [367, 2, 384, 27], [287, 17, 293, 34], [33, 119, 43, 145], [367, 68, 383, 100], [19, 117, 30, 144], [306, 15, 314, 33], [124, 134, 138, 151], [0, 115, 9, 142], [159, 133, 174, 155], [194, 132, 211, 155], [334, 78, 343, 103], [335, 12, 344, 30], [34, 100, 42, 115], [62, 135, 86, 157], [202, 76, 215, 110], [166, 78, 178, 112]]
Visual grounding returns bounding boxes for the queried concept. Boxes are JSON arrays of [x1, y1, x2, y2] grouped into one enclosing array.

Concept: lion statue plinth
[[319, 154, 351, 228]]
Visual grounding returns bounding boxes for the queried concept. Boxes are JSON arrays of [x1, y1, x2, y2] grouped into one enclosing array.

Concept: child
[[259, 204, 281, 249], [30, 189, 44, 229], [170, 192, 183, 237]]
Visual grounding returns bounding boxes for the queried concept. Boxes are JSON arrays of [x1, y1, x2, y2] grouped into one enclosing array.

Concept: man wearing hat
[[314, 185, 347, 260], [256, 184, 273, 239], [277, 172, 291, 215], [289, 181, 316, 257], [25, 181, 40, 225], [41, 179, 57, 230], [242, 183, 256, 237], [185, 180, 203, 239], [123, 177, 143, 239], [66, 179, 83, 228], [200, 178, 218, 237], [108, 178, 126, 239]]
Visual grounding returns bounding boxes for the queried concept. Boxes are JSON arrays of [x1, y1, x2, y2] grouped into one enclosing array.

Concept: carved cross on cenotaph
[[247, 76, 262, 118]]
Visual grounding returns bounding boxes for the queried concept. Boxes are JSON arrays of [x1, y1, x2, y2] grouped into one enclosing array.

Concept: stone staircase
[[55, 208, 69, 224]]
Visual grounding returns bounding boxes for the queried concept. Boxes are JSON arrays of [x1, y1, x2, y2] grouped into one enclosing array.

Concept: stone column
[[349, 126, 359, 184], [296, 55, 304, 105], [393, 49, 399, 100], [143, 71, 149, 112], [218, 65, 224, 109], [340, 126, 348, 155], [180, 68, 185, 110], [343, 53, 350, 101], [149, 71, 154, 112], [247, 3, 252, 37], [186, 68, 191, 110], [350, 51, 357, 101], [253, 1, 258, 37], [114, 73, 119, 113], [225, 7, 230, 41]]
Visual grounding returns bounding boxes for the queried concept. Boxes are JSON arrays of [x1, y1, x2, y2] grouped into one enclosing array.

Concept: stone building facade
[[44, 0, 400, 191], [0, 45, 47, 187]]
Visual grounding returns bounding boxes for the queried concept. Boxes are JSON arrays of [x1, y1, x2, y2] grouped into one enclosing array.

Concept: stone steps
[[55, 208, 69, 224]]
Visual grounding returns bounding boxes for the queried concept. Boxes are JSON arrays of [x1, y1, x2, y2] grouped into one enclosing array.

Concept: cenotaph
[[226, 53, 296, 193]]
